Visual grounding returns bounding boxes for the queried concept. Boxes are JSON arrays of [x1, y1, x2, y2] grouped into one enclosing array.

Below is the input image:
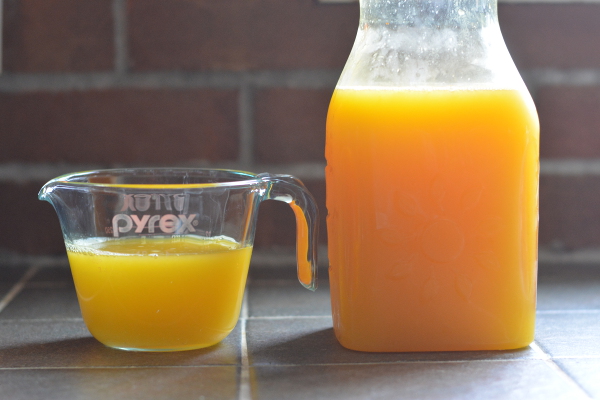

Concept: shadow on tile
[[250, 360, 581, 400], [1, 366, 239, 400], [0, 320, 241, 368], [247, 279, 331, 317], [246, 318, 538, 366], [0, 287, 81, 320]]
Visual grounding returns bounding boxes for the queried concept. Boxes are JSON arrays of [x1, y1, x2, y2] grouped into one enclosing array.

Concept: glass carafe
[[326, 0, 539, 352]]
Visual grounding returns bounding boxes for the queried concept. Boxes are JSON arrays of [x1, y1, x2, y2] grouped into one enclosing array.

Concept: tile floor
[[0, 263, 599, 399]]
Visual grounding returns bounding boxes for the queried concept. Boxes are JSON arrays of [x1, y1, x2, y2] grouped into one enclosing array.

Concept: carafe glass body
[[326, 0, 539, 352]]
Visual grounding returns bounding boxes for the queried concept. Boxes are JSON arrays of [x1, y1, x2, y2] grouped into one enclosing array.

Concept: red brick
[[539, 175, 600, 249], [0, 182, 65, 255], [128, 0, 358, 71], [254, 88, 330, 164], [2, 0, 114, 72], [537, 87, 600, 158], [254, 179, 327, 248], [499, 4, 600, 69], [0, 89, 239, 164]]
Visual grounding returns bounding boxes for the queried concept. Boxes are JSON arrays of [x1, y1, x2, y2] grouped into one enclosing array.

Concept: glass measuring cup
[[39, 168, 319, 352]]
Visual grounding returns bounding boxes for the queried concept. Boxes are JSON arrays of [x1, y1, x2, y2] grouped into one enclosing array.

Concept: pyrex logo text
[[112, 214, 197, 237], [110, 194, 198, 237]]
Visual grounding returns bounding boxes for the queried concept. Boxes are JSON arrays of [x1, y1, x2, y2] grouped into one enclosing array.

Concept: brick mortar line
[[0, 70, 341, 93], [112, 0, 128, 74], [0, 0, 3, 74], [4, 69, 600, 93], [540, 159, 600, 175], [539, 248, 600, 263], [238, 81, 255, 168], [0, 252, 68, 268], [3, 160, 600, 184], [0, 162, 328, 182], [524, 69, 600, 86], [3, 246, 600, 266], [320, 0, 600, 3]]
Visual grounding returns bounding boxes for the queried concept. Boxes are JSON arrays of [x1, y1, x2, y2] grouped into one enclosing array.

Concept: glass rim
[[46, 168, 264, 190]]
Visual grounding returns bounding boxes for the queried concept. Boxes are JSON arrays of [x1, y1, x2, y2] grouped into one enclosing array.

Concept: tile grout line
[[0, 266, 39, 314], [2, 357, 590, 372], [0, 365, 241, 371], [229, 358, 571, 368], [537, 309, 600, 314], [0, 317, 83, 323], [238, 291, 252, 400], [530, 341, 594, 399]]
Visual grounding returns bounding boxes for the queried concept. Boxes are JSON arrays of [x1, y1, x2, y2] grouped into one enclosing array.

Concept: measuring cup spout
[[258, 173, 319, 291], [38, 175, 103, 242], [38, 180, 61, 204], [38, 179, 72, 214]]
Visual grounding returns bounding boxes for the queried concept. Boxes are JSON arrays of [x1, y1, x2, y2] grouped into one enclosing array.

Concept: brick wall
[[1, 0, 599, 265]]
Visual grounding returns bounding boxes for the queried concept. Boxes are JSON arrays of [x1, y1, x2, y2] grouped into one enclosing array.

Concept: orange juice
[[67, 236, 252, 351], [326, 88, 539, 352]]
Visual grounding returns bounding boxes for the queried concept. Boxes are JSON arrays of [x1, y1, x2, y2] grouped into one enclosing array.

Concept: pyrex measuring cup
[[39, 168, 319, 352]]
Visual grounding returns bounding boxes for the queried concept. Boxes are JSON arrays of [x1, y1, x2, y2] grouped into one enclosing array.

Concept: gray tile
[[0, 320, 241, 367], [249, 265, 299, 281], [536, 311, 600, 357], [555, 358, 600, 399], [251, 360, 584, 400], [0, 283, 15, 301], [0, 266, 29, 298], [30, 267, 74, 283], [0, 265, 28, 283], [247, 279, 331, 317], [0, 286, 81, 320], [0, 367, 239, 400], [246, 317, 538, 366], [248, 263, 330, 282], [538, 265, 600, 310]]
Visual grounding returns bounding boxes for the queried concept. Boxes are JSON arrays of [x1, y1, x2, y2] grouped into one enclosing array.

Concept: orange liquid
[[67, 236, 252, 351], [326, 88, 539, 352]]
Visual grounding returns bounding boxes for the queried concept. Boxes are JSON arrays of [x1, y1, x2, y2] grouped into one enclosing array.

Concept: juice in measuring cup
[[67, 236, 252, 351], [326, 88, 539, 352]]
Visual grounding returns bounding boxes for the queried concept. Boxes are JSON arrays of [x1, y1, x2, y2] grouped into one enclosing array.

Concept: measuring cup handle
[[259, 173, 319, 291]]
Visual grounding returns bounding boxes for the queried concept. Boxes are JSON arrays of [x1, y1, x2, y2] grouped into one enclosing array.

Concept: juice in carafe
[[326, 87, 539, 351], [67, 236, 252, 351]]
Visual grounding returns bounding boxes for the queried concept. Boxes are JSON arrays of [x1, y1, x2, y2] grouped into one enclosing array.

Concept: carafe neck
[[360, 0, 497, 30], [337, 0, 520, 89]]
